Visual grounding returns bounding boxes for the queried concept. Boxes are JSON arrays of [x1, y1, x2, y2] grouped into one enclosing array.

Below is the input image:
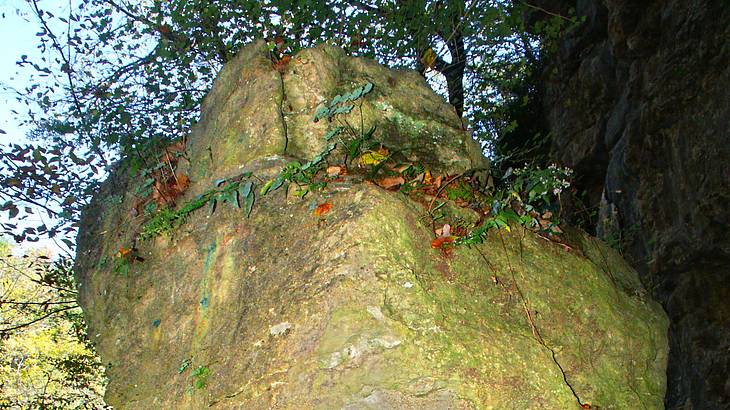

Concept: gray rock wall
[[532, 1, 730, 407]]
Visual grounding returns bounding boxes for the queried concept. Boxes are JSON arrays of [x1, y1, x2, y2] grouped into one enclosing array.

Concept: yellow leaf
[[424, 169, 433, 184], [359, 151, 388, 166], [421, 48, 437, 69]]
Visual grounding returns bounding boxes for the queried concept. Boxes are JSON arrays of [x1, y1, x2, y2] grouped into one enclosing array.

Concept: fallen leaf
[[433, 175, 443, 189], [359, 151, 388, 166], [391, 163, 411, 173], [273, 55, 292, 73], [431, 236, 455, 249], [435, 223, 451, 237], [326, 166, 343, 177], [173, 173, 190, 192], [116, 247, 132, 258], [410, 172, 425, 184], [165, 140, 186, 156], [313, 202, 332, 217], [376, 176, 405, 190], [424, 169, 433, 184]]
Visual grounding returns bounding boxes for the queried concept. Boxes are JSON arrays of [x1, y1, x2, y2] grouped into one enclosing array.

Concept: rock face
[[75, 41, 668, 409], [530, 1, 730, 408]]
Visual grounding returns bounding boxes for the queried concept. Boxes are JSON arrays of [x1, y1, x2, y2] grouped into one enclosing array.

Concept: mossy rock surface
[[74, 41, 667, 409], [182, 39, 487, 194]]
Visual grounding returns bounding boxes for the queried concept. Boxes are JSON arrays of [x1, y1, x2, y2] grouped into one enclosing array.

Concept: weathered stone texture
[[75, 41, 668, 409], [531, 1, 730, 407]]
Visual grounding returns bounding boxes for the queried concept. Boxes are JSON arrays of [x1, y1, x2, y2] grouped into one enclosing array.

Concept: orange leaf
[[117, 246, 132, 258], [313, 202, 333, 217], [392, 164, 411, 173], [431, 236, 455, 249], [173, 173, 190, 193], [424, 169, 433, 184], [164, 140, 186, 157], [376, 176, 405, 190], [433, 175, 443, 189], [326, 166, 343, 177], [273, 55, 291, 73]]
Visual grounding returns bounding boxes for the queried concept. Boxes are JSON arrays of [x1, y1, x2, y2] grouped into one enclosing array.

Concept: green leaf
[[244, 192, 254, 217], [348, 87, 363, 100], [270, 176, 284, 192], [363, 125, 377, 139], [208, 199, 217, 215], [330, 94, 344, 105], [362, 82, 373, 95], [324, 126, 343, 141], [260, 180, 275, 195], [8, 206, 18, 219], [333, 104, 354, 115], [313, 106, 329, 122], [239, 181, 253, 198], [214, 179, 226, 187], [178, 358, 191, 374], [348, 139, 362, 159]]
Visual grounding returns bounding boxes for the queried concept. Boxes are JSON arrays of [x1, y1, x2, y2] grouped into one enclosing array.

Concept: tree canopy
[[0, 0, 580, 248], [0, 241, 106, 407]]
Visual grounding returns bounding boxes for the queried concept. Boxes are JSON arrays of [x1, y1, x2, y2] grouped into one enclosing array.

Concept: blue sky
[[0, 0, 40, 142], [0, 0, 65, 253]]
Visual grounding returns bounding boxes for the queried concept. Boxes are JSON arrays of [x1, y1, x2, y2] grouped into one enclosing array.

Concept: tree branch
[[0, 305, 77, 334]]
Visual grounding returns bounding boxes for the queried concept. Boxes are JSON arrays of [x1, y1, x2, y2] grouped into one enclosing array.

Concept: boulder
[[74, 41, 668, 409]]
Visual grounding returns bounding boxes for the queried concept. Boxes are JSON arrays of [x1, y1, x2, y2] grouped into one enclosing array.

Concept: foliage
[[456, 163, 572, 246], [178, 357, 192, 374], [139, 172, 255, 240], [190, 365, 210, 389], [0, 241, 107, 408], [0, 0, 585, 250], [312, 82, 374, 122], [261, 81, 376, 197]]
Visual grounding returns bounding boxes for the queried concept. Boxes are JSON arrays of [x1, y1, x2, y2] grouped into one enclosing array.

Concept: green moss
[[139, 195, 209, 240]]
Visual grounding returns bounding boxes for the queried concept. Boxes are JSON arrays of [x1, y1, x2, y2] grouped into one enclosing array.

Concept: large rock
[[183, 39, 487, 192], [528, 1, 730, 407], [75, 42, 668, 409]]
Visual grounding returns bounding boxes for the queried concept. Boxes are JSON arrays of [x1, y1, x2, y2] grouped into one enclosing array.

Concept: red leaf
[[313, 202, 332, 217], [431, 236, 455, 249], [273, 55, 292, 73]]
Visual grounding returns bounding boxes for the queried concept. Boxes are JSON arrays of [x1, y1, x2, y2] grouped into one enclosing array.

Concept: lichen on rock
[[74, 41, 668, 409]]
